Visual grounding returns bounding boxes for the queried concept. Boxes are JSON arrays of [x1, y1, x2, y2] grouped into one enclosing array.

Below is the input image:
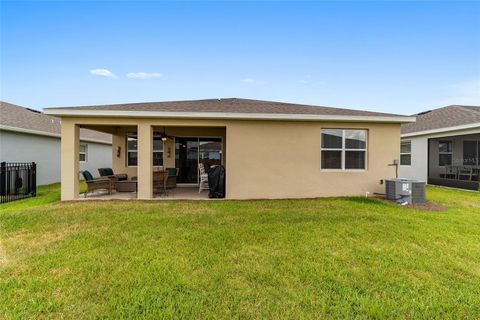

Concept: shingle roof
[[401, 105, 480, 135], [45, 98, 410, 119], [0, 101, 111, 143]]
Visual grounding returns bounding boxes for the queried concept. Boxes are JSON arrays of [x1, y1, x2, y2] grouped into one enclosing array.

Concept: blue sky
[[1, 1, 479, 115]]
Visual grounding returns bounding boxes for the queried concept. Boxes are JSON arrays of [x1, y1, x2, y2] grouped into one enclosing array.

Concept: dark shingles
[[45, 98, 409, 118], [401, 105, 480, 134], [0, 101, 111, 143]]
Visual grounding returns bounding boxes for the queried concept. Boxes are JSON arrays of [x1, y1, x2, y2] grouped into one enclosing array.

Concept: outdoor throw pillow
[[83, 170, 94, 181]]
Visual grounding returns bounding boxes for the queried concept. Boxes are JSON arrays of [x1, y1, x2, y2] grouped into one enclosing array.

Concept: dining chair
[[457, 166, 473, 181], [153, 171, 169, 197], [444, 165, 457, 179]]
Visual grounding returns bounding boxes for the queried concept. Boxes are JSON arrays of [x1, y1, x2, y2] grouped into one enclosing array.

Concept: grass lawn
[[1, 184, 479, 319]]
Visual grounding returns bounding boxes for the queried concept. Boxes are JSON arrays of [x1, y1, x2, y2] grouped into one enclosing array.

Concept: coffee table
[[115, 180, 137, 192]]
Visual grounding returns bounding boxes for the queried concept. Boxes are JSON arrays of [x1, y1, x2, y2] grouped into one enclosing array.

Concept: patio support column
[[61, 121, 80, 200], [137, 123, 153, 199], [111, 130, 126, 174]]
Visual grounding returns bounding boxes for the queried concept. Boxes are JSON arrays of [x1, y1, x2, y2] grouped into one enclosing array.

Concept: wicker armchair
[[81, 170, 113, 197]]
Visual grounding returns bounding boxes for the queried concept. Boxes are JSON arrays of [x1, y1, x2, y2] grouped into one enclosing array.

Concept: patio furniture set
[[440, 165, 480, 181], [80, 167, 179, 198]]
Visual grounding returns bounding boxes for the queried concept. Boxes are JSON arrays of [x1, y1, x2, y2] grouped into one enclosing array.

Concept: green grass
[[1, 185, 479, 319], [0, 183, 85, 214], [1, 183, 61, 214]]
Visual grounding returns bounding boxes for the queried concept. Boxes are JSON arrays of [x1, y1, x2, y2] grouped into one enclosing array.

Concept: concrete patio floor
[[79, 186, 215, 200]]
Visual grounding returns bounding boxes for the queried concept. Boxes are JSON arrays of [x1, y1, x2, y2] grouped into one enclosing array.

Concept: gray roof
[[0, 101, 111, 143], [401, 105, 480, 135], [45, 98, 410, 118]]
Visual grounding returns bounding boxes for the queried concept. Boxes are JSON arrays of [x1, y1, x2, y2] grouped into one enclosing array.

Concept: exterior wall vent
[[26, 108, 42, 114], [417, 110, 432, 116]]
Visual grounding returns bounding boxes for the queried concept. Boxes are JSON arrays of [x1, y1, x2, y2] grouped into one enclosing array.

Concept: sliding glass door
[[175, 137, 222, 184], [175, 138, 199, 184], [199, 138, 222, 168]]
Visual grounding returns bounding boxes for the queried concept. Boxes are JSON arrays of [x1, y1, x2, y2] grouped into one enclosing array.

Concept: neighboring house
[[400, 105, 480, 190], [0, 101, 112, 185], [44, 98, 415, 200]]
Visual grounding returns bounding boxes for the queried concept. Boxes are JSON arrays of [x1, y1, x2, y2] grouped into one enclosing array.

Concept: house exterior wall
[[0, 129, 111, 185], [79, 141, 113, 178], [59, 117, 402, 200], [399, 136, 428, 182], [226, 121, 400, 199]]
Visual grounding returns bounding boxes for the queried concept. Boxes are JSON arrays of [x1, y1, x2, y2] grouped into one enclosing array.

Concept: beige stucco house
[[44, 98, 415, 201]]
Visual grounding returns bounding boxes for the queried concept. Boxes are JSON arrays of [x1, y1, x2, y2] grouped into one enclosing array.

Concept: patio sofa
[[98, 168, 128, 181]]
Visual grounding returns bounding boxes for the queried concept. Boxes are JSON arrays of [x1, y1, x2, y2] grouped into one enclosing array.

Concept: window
[[127, 135, 138, 166], [438, 140, 452, 166], [463, 141, 479, 165], [400, 140, 411, 166], [321, 129, 367, 170], [126, 135, 164, 166], [79, 144, 88, 162], [153, 137, 164, 166]]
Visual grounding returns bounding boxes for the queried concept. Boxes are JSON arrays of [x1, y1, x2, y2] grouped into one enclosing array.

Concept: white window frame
[[79, 143, 88, 163], [320, 129, 368, 171], [126, 135, 165, 167], [438, 140, 452, 167], [126, 135, 138, 167], [400, 140, 412, 166], [153, 137, 164, 166]]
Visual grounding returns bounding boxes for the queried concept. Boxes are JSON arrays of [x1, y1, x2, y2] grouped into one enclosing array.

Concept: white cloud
[[440, 77, 480, 106], [90, 69, 116, 78], [242, 77, 266, 85], [127, 72, 163, 79]]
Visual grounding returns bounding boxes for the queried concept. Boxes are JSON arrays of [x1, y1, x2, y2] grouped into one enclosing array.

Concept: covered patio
[[60, 118, 226, 200], [428, 133, 480, 190]]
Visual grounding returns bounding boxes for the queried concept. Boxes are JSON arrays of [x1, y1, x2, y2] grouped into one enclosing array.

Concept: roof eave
[[401, 122, 480, 138], [0, 125, 112, 144], [43, 109, 416, 124]]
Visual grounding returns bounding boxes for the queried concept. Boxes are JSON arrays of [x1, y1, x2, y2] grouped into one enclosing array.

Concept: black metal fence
[[0, 162, 37, 204]]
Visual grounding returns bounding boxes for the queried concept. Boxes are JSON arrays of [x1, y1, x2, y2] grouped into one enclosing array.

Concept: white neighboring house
[[0, 101, 112, 185], [400, 105, 480, 191]]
